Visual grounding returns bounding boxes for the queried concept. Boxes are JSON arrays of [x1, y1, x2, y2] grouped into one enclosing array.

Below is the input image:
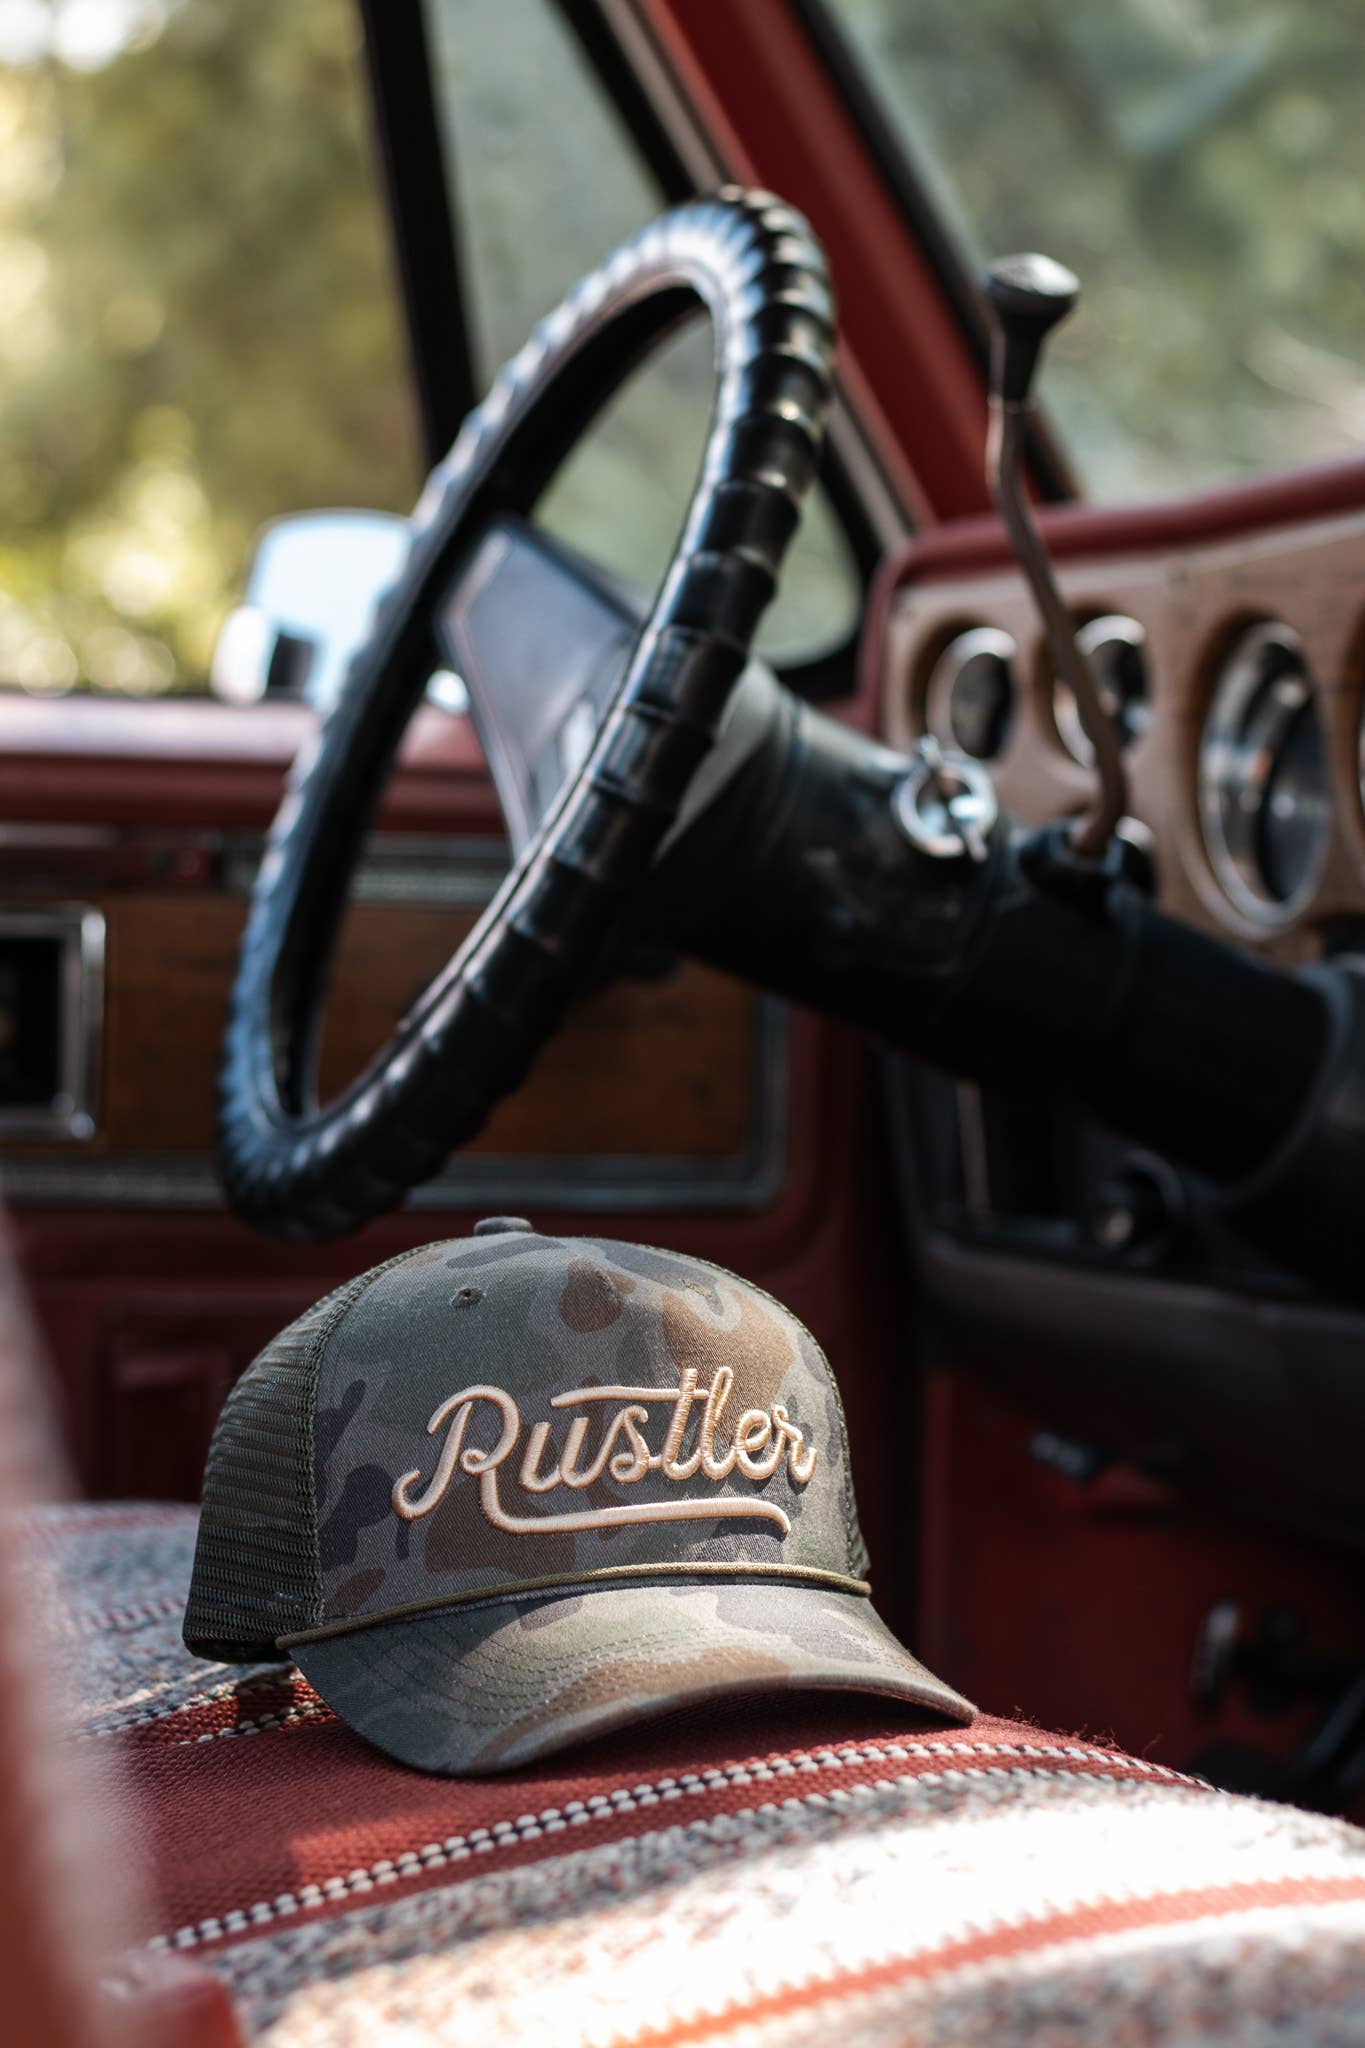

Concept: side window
[[0, 0, 419, 698], [423, 0, 861, 671]]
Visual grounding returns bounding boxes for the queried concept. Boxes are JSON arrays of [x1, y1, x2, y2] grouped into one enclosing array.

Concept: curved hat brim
[[290, 1578, 974, 1777]]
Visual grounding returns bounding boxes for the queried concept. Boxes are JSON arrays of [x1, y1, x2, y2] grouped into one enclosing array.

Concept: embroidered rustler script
[[392, 1363, 816, 1537]]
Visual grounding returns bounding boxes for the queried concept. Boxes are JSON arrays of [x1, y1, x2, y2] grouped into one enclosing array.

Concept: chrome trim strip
[[0, 827, 511, 905], [218, 831, 509, 906]]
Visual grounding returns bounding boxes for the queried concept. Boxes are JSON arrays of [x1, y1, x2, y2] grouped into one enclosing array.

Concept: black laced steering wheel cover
[[217, 191, 834, 1241]]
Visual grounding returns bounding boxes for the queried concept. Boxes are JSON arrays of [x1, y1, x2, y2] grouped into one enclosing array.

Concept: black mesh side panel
[[182, 1266, 388, 1662]]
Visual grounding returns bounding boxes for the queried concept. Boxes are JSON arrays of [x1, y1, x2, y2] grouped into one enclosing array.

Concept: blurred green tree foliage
[[831, 0, 1365, 499], [0, 0, 417, 695]]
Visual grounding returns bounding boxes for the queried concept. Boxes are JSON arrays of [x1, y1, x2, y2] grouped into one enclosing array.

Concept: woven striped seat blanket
[[28, 1502, 1365, 2047]]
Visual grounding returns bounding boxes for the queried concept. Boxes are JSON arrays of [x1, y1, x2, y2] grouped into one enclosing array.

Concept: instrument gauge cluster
[[1197, 622, 1331, 923], [1054, 614, 1150, 765], [924, 627, 1017, 762], [885, 505, 1365, 961]]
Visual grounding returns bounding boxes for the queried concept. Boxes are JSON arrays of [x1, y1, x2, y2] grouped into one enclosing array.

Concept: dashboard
[[879, 497, 1365, 961], [872, 475, 1365, 1539], [0, 694, 779, 1218]]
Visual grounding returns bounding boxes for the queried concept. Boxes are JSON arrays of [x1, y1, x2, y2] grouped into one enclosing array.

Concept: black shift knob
[[982, 252, 1080, 405]]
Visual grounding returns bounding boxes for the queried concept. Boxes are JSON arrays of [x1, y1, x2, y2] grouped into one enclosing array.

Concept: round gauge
[[924, 626, 1016, 762], [1055, 614, 1149, 765], [1199, 621, 1330, 920]]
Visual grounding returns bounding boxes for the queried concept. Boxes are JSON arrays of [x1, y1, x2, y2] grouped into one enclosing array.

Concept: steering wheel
[[217, 190, 834, 1241]]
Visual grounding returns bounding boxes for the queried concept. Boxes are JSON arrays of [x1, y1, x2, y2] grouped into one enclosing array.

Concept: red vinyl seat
[[30, 1499, 1365, 2048]]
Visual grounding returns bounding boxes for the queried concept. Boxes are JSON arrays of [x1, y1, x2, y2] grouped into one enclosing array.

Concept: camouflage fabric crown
[[185, 1227, 971, 1776]]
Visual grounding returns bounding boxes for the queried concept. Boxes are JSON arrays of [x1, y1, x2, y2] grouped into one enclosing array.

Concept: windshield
[[823, 0, 1365, 500]]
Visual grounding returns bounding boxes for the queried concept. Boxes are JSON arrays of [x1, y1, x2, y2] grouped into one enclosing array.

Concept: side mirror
[[210, 509, 466, 714]]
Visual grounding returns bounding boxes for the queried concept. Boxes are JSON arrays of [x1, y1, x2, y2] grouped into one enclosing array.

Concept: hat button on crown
[[472, 1216, 535, 1236]]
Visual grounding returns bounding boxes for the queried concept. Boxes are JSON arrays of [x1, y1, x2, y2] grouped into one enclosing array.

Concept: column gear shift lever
[[982, 254, 1129, 861]]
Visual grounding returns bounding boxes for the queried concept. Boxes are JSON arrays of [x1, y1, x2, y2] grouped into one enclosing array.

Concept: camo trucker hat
[[185, 1223, 973, 1774]]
